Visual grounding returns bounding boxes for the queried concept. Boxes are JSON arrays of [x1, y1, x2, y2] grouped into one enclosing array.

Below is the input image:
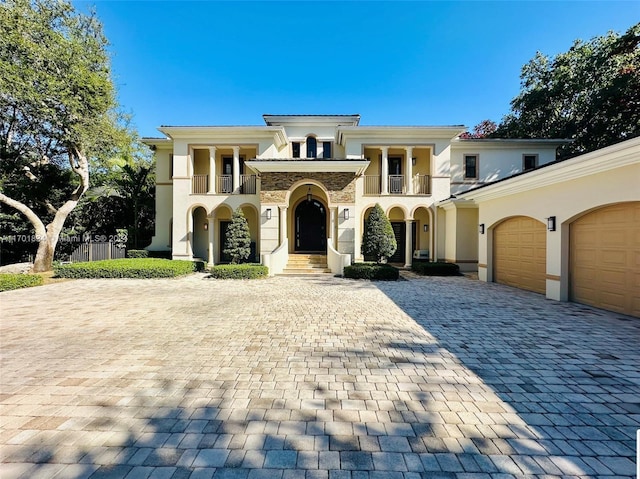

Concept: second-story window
[[322, 141, 332, 158], [292, 142, 300, 158], [306, 136, 317, 158], [464, 154, 478, 179], [523, 154, 538, 171]]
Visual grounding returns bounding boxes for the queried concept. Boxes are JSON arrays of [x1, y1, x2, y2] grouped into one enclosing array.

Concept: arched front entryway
[[287, 182, 330, 254], [294, 199, 326, 252]]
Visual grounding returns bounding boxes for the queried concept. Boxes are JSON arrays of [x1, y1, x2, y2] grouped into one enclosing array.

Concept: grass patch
[[209, 263, 268, 279], [54, 258, 204, 279], [343, 263, 399, 281], [0, 273, 44, 292], [411, 261, 461, 276]]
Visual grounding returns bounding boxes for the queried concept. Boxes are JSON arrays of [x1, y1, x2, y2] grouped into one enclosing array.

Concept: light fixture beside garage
[[479, 223, 485, 234], [343, 208, 349, 220], [547, 216, 556, 231], [266, 208, 272, 220]]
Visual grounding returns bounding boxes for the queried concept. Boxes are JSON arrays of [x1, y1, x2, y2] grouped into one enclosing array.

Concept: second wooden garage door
[[570, 202, 640, 317], [494, 216, 546, 294]]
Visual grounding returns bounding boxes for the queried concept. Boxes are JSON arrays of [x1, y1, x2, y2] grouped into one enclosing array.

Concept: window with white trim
[[464, 154, 478, 179]]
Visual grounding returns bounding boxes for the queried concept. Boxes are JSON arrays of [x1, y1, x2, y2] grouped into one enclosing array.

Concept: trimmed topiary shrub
[[224, 208, 252, 264], [209, 263, 268, 279], [411, 261, 461, 276], [362, 204, 397, 263], [127, 249, 149, 258], [343, 262, 399, 281], [0, 274, 44, 292], [54, 258, 204, 279]]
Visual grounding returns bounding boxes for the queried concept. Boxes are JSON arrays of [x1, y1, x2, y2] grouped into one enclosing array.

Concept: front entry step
[[279, 254, 332, 275]]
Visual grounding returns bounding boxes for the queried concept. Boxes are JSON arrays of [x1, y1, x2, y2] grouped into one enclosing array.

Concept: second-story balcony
[[363, 174, 431, 196], [192, 174, 257, 195]]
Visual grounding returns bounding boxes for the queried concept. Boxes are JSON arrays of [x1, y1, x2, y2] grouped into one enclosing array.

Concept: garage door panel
[[494, 216, 546, 294], [570, 202, 640, 317]]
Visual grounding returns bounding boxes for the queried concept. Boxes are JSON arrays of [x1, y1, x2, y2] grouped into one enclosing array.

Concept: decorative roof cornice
[[156, 126, 288, 148], [337, 126, 467, 146]]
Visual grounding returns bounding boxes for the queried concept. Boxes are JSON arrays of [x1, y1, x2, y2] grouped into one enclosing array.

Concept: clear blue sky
[[73, 1, 638, 137]]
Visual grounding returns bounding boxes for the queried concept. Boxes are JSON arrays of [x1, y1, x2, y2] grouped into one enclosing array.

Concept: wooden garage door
[[570, 202, 640, 317], [494, 216, 546, 294]]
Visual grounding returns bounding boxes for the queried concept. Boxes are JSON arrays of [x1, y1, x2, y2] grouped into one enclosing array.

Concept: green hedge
[[0, 273, 44, 292], [127, 249, 149, 258], [54, 258, 204, 279], [411, 261, 461, 276], [209, 263, 268, 279], [343, 263, 399, 281]]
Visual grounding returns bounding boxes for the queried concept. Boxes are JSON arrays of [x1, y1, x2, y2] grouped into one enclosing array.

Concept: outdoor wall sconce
[[203, 222, 208, 231], [547, 216, 556, 231], [343, 208, 349, 220], [412, 157, 417, 166], [423, 224, 429, 232], [479, 224, 485, 234], [306, 186, 313, 203], [266, 208, 272, 220]]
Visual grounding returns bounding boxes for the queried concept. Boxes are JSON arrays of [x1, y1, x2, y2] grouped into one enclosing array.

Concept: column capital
[[208, 146, 217, 154], [380, 146, 389, 153], [232, 145, 240, 154]]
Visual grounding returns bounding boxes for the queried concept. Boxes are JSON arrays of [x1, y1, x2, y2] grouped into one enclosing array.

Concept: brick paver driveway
[[1, 274, 639, 479]]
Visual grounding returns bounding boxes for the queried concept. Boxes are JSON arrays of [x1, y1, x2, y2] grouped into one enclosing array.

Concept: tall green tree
[[223, 208, 251, 264], [495, 23, 640, 159], [362, 203, 396, 264], [0, 0, 131, 271]]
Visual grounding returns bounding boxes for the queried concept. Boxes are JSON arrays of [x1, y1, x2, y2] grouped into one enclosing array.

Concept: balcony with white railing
[[217, 175, 233, 194], [388, 175, 404, 194], [240, 174, 257, 194], [363, 174, 431, 196], [364, 175, 381, 195], [192, 175, 208, 194], [413, 174, 431, 195]]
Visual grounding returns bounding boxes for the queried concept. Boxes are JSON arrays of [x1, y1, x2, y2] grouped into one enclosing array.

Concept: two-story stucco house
[[142, 114, 568, 276]]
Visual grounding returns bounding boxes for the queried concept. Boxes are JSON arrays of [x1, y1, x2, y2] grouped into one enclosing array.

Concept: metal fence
[[69, 242, 126, 263]]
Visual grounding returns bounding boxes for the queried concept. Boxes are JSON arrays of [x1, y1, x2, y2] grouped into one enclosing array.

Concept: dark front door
[[389, 221, 406, 263], [295, 199, 326, 252]]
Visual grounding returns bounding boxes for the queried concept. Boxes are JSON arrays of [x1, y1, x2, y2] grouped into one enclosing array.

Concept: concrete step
[[280, 268, 332, 275], [280, 254, 331, 275]]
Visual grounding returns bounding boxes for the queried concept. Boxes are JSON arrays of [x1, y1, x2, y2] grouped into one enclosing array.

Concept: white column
[[381, 146, 389, 195], [405, 146, 413, 195], [208, 147, 216, 194], [232, 146, 240, 193], [405, 220, 413, 268], [207, 214, 215, 266], [279, 206, 288, 245]]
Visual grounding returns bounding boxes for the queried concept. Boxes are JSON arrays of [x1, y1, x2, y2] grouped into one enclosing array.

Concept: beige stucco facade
[[143, 114, 571, 276]]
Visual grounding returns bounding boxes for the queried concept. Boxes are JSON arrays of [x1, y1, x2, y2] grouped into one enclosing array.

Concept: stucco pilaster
[[404, 219, 413, 267]]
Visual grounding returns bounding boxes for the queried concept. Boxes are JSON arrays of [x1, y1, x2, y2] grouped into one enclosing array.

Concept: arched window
[[306, 136, 317, 158]]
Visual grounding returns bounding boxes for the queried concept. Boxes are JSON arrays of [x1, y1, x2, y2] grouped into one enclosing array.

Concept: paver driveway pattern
[[1, 273, 639, 479]]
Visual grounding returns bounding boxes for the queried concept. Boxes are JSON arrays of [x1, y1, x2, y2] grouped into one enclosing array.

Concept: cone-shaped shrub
[[361, 203, 397, 263], [224, 208, 252, 264]]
